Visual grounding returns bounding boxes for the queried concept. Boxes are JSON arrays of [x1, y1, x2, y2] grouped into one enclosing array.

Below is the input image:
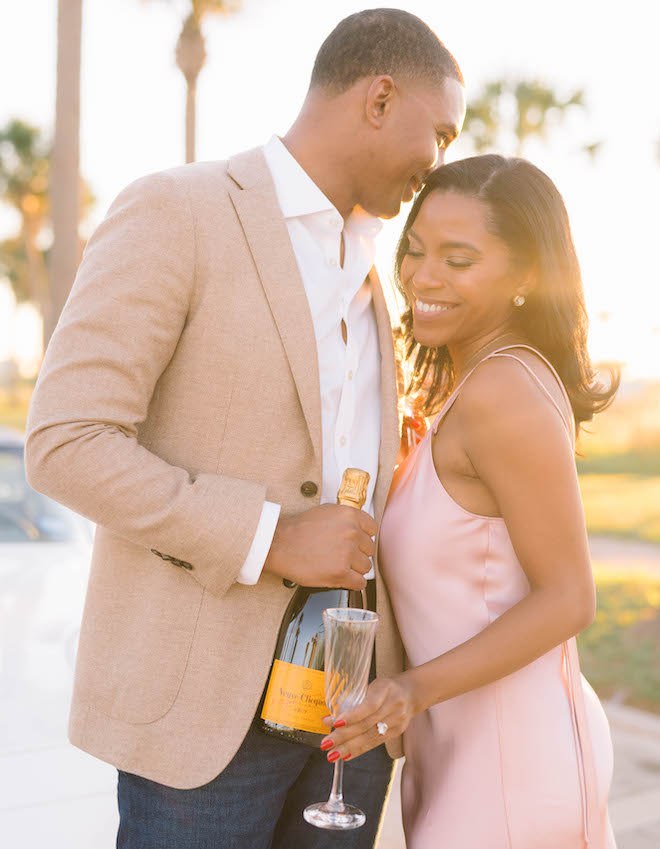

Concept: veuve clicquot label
[[261, 660, 328, 734], [257, 468, 371, 746]]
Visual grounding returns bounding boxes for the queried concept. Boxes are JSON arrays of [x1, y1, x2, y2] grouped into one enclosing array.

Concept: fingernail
[[320, 738, 334, 751], [327, 751, 341, 763], [321, 715, 332, 724], [342, 753, 352, 761], [333, 718, 346, 728]]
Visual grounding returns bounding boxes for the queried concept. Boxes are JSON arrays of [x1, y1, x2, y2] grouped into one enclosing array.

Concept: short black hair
[[310, 8, 464, 94]]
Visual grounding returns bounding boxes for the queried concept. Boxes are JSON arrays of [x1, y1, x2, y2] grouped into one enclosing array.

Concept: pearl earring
[[513, 294, 526, 307]]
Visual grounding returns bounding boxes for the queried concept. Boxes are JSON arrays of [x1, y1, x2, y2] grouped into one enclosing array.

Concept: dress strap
[[487, 353, 575, 446], [432, 345, 574, 444]]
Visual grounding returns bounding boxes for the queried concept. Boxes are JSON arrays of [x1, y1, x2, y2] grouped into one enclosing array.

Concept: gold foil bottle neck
[[337, 468, 370, 510]]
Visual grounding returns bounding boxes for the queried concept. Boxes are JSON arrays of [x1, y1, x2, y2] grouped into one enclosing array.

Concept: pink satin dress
[[379, 345, 616, 849]]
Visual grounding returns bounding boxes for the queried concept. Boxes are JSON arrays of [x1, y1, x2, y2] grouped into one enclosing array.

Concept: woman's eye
[[405, 248, 424, 257], [446, 258, 473, 269]]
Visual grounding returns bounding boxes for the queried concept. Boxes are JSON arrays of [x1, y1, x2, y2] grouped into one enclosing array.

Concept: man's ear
[[365, 75, 396, 129]]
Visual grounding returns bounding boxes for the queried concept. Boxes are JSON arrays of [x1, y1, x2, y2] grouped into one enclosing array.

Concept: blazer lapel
[[370, 268, 400, 521], [227, 149, 322, 462]]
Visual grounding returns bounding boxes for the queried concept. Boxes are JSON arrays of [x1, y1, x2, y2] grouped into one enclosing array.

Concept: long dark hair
[[394, 154, 619, 435]]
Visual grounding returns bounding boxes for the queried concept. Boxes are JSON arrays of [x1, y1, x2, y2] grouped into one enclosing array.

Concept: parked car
[[0, 426, 93, 707]]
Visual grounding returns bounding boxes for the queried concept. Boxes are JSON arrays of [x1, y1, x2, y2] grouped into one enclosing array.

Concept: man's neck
[[281, 121, 357, 222]]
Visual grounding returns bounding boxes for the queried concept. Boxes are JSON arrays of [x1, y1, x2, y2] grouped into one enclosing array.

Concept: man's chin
[[378, 207, 401, 221], [374, 196, 405, 220], [362, 192, 408, 220]]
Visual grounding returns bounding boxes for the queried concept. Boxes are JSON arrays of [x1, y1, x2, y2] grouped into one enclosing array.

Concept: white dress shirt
[[236, 135, 383, 585]]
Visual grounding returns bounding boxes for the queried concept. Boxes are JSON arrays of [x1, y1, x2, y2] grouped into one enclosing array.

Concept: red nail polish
[[342, 753, 352, 761], [334, 718, 346, 728], [327, 751, 341, 762], [320, 739, 333, 751]]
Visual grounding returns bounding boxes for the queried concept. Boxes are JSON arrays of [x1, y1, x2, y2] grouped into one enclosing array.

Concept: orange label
[[261, 660, 329, 734]]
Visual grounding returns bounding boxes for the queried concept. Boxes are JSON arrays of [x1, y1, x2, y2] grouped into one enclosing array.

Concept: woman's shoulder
[[456, 348, 573, 441]]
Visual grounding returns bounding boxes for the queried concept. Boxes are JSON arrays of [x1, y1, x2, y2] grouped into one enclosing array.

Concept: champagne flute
[[303, 607, 380, 830]]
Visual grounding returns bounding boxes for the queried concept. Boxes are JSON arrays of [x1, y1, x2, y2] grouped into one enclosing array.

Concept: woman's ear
[[517, 268, 538, 299]]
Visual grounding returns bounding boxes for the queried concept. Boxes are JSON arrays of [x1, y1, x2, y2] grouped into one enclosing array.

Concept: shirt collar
[[262, 135, 383, 239]]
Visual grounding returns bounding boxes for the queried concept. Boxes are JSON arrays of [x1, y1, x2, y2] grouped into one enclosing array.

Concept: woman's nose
[[413, 265, 441, 290]]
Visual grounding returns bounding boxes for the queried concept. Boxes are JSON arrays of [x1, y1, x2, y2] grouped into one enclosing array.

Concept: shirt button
[[347, 370, 353, 380], [333, 217, 342, 229], [300, 481, 318, 497], [339, 435, 347, 446], [328, 257, 338, 267]]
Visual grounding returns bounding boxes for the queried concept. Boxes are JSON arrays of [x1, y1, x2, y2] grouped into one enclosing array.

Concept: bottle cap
[[337, 468, 370, 509]]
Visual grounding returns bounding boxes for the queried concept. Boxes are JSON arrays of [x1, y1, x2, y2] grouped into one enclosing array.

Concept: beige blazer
[[25, 147, 404, 789]]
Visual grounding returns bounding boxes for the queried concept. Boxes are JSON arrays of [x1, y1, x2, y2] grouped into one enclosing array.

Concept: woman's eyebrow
[[409, 230, 482, 255], [439, 240, 481, 254]]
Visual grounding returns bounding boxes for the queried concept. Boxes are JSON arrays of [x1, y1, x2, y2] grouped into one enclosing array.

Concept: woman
[[321, 155, 619, 848]]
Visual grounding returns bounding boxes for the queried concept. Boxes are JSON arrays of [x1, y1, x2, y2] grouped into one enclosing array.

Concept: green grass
[[577, 452, 660, 476], [579, 567, 660, 713], [579, 475, 660, 544]]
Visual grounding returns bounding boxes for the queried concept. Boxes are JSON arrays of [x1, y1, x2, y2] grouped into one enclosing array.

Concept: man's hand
[[263, 503, 378, 589]]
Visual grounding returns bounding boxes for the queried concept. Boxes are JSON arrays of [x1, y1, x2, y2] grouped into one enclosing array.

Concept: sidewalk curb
[[604, 701, 660, 742]]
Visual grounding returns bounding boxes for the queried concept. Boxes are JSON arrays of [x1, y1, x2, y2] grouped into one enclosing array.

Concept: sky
[[1, 0, 660, 376]]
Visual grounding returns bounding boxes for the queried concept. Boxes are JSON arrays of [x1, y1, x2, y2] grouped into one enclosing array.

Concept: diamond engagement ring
[[377, 721, 388, 736]]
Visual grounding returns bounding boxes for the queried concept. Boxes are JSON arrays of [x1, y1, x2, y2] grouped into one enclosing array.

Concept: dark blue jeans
[[117, 723, 394, 848]]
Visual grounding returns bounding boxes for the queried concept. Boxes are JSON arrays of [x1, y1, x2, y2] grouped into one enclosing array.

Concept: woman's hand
[[320, 673, 419, 762]]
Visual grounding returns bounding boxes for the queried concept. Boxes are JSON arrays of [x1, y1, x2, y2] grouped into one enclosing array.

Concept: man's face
[[359, 77, 466, 220]]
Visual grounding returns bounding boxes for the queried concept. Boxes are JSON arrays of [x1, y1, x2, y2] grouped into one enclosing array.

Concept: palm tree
[[149, 0, 241, 163], [463, 78, 586, 157], [0, 119, 94, 348], [48, 0, 83, 347], [461, 81, 505, 154], [0, 121, 50, 323], [513, 80, 583, 155]]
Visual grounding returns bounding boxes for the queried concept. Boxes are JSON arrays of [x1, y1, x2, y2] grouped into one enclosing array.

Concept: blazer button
[[300, 481, 318, 498]]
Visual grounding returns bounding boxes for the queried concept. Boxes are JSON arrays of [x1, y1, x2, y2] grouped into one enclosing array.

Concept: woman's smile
[[412, 297, 460, 321]]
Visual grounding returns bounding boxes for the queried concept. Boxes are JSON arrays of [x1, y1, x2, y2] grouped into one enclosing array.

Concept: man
[[26, 8, 465, 848]]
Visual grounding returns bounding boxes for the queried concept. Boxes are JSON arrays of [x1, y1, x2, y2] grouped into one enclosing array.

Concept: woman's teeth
[[415, 299, 456, 314]]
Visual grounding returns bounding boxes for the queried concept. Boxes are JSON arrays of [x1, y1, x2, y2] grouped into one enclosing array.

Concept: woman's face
[[400, 190, 528, 350]]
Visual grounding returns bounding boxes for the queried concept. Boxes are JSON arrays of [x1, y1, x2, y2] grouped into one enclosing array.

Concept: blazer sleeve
[[24, 170, 267, 598]]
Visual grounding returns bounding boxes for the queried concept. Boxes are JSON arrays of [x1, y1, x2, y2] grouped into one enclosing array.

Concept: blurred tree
[[49, 0, 83, 348], [0, 119, 94, 339], [463, 78, 589, 157], [0, 121, 50, 321], [148, 0, 241, 163]]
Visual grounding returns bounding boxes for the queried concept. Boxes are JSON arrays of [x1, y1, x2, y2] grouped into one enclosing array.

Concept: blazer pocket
[[75, 533, 205, 724]]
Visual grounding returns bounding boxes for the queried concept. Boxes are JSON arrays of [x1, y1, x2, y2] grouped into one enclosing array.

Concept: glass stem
[[326, 759, 344, 811]]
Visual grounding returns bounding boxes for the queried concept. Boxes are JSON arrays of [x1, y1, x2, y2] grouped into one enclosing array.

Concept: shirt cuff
[[236, 501, 282, 585]]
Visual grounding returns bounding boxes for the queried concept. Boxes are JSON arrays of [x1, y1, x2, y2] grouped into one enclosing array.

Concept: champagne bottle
[[257, 468, 372, 747]]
